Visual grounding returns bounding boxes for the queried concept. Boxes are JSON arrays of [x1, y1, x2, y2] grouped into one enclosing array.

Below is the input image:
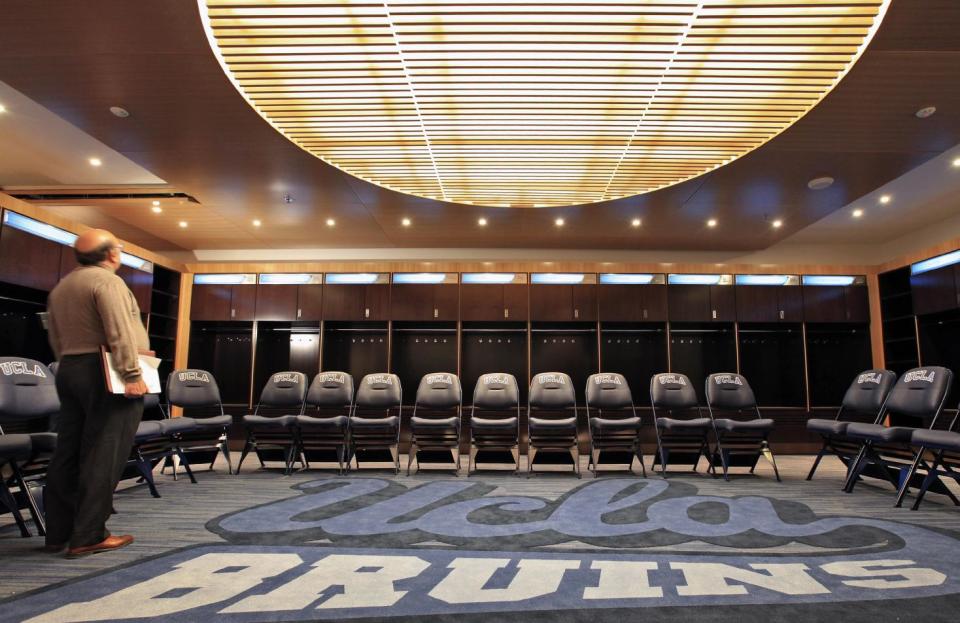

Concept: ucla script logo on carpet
[[6, 478, 960, 622]]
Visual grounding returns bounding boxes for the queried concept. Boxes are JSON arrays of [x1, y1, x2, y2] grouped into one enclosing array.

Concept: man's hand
[[124, 378, 148, 399]]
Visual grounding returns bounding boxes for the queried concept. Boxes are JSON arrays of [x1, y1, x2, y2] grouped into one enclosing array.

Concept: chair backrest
[[649, 372, 698, 411], [705, 373, 757, 411], [415, 373, 461, 410], [473, 373, 519, 410], [840, 369, 897, 415], [167, 369, 223, 408], [586, 373, 634, 410], [529, 372, 576, 410], [356, 373, 402, 410], [258, 371, 308, 409], [306, 371, 354, 409], [884, 367, 953, 422], [0, 357, 59, 422]]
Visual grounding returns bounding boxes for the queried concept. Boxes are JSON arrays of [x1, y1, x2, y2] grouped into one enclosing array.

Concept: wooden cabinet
[[802, 285, 869, 323], [599, 284, 667, 321], [735, 286, 802, 322], [255, 285, 299, 320], [667, 285, 734, 322], [116, 265, 153, 314], [503, 284, 529, 321], [462, 283, 528, 321], [322, 284, 390, 321], [0, 225, 63, 291], [191, 284, 256, 321], [297, 284, 324, 320], [392, 284, 459, 321], [911, 264, 960, 316], [530, 284, 596, 321]]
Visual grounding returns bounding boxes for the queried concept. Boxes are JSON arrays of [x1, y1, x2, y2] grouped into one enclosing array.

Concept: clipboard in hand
[[100, 346, 162, 394]]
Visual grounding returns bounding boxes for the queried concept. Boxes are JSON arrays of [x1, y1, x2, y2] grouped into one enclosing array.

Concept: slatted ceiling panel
[[201, 0, 887, 208]]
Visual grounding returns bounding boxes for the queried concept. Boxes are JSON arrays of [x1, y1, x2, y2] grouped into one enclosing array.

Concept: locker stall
[[390, 322, 458, 404], [805, 324, 872, 408], [668, 323, 737, 403], [321, 322, 389, 384], [253, 322, 321, 396]]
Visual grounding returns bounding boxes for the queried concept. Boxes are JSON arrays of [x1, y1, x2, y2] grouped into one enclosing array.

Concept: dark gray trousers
[[44, 354, 143, 548]]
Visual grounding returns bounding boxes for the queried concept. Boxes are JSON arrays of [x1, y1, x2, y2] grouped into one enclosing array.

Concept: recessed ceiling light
[[554, 217, 565, 227], [0, 104, 6, 114], [631, 218, 642, 227], [772, 219, 783, 228], [707, 218, 718, 228], [151, 206, 162, 214], [478, 217, 488, 226], [401, 217, 411, 227], [326, 218, 336, 227], [852, 208, 864, 218], [952, 157, 960, 168], [151, 200, 160, 207], [807, 176, 834, 190], [178, 221, 188, 228], [88, 157, 102, 167], [252, 219, 262, 227], [879, 195, 891, 204], [915, 106, 937, 119], [109, 106, 130, 118]]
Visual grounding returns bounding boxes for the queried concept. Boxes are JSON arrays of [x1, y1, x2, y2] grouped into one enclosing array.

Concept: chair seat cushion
[[411, 415, 459, 429], [243, 415, 297, 429], [28, 432, 57, 453], [806, 419, 850, 436], [135, 421, 164, 442], [911, 428, 960, 451], [0, 434, 32, 459], [350, 416, 399, 429], [714, 418, 775, 433], [191, 415, 233, 430], [529, 416, 577, 431], [471, 416, 518, 430], [845, 422, 912, 443], [657, 417, 712, 431], [591, 416, 641, 431], [158, 418, 199, 436], [297, 414, 348, 430]]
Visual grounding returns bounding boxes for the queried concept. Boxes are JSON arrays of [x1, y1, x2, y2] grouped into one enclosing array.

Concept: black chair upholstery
[[408, 373, 462, 475], [841, 366, 955, 506], [648, 372, 713, 476], [0, 357, 59, 537], [350, 373, 402, 473], [705, 372, 779, 482], [295, 372, 354, 474], [527, 372, 580, 477], [166, 369, 233, 473], [585, 373, 644, 475], [239, 371, 307, 475], [469, 373, 521, 474]]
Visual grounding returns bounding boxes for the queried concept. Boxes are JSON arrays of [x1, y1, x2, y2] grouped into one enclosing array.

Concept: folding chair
[[126, 393, 198, 498], [469, 373, 521, 475], [166, 369, 234, 473], [649, 372, 713, 477], [408, 372, 462, 475], [0, 357, 59, 536], [349, 373, 402, 473], [903, 394, 960, 510], [585, 373, 645, 476], [805, 369, 896, 482], [527, 372, 580, 478], [295, 372, 353, 475], [239, 371, 307, 475], [705, 372, 779, 482], [841, 367, 954, 504]]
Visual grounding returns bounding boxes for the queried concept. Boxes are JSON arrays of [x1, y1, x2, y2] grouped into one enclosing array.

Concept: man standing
[[44, 229, 149, 557]]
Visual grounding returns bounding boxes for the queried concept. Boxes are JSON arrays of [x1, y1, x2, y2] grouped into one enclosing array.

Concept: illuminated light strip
[[735, 274, 794, 286], [911, 250, 960, 276], [801, 275, 858, 287]]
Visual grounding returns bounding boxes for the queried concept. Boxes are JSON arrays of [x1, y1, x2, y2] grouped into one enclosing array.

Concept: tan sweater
[[47, 265, 150, 382]]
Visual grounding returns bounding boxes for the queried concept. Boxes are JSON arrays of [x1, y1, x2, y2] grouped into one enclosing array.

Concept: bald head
[[74, 228, 122, 270]]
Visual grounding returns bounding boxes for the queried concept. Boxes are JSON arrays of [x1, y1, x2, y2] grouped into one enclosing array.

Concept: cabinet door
[[571, 284, 596, 321], [117, 265, 153, 314], [461, 284, 504, 321], [777, 287, 804, 322], [230, 284, 257, 321], [503, 284, 529, 321], [322, 285, 365, 320], [434, 284, 459, 320], [599, 284, 638, 321], [255, 285, 298, 320], [844, 286, 870, 323], [802, 286, 847, 323], [297, 284, 323, 320], [0, 226, 63, 291], [191, 284, 232, 321], [364, 284, 391, 320], [735, 286, 778, 322], [911, 265, 958, 316], [638, 285, 668, 321], [667, 285, 712, 322], [391, 284, 434, 320], [709, 286, 736, 321], [530, 285, 573, 321]]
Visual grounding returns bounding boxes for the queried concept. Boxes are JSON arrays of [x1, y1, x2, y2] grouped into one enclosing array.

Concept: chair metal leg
[[844, 445, 870, 493], [134, 455, 161, 498], [526, 445, 535, 478], [176, 448, 198, 484], [910, 453, 943, 511], [806, 445, 827, 481], [11, 464, 46, 536], [657, 444, 669, 478], [761, 441, 780, 482], [573, 444, 581, 479], [236, 437, 255, 475], [406, 442, 416, 476], [0, 474, 31, 537], [468, 445, 477, 476]]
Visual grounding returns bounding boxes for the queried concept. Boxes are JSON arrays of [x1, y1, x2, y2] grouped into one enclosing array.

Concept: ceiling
[[0, 0, 958, 253]]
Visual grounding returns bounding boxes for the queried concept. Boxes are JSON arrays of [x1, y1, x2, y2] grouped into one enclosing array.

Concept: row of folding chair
[[806, 366, 960, 510]]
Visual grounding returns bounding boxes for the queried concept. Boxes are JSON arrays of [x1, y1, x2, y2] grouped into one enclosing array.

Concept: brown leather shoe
[[66, 535, 134, 559]]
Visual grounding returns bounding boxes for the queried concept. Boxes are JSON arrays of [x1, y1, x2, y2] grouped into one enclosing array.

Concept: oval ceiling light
[[807, 176, 835, 190], [198, 0, 891, 208], [109, 106, 130, 118], [915, 106, 937, 119]]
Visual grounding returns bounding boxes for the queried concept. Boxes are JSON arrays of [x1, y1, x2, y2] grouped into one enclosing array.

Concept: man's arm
[[94, 278, 143, 383], [46, 310, 63, 360]]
